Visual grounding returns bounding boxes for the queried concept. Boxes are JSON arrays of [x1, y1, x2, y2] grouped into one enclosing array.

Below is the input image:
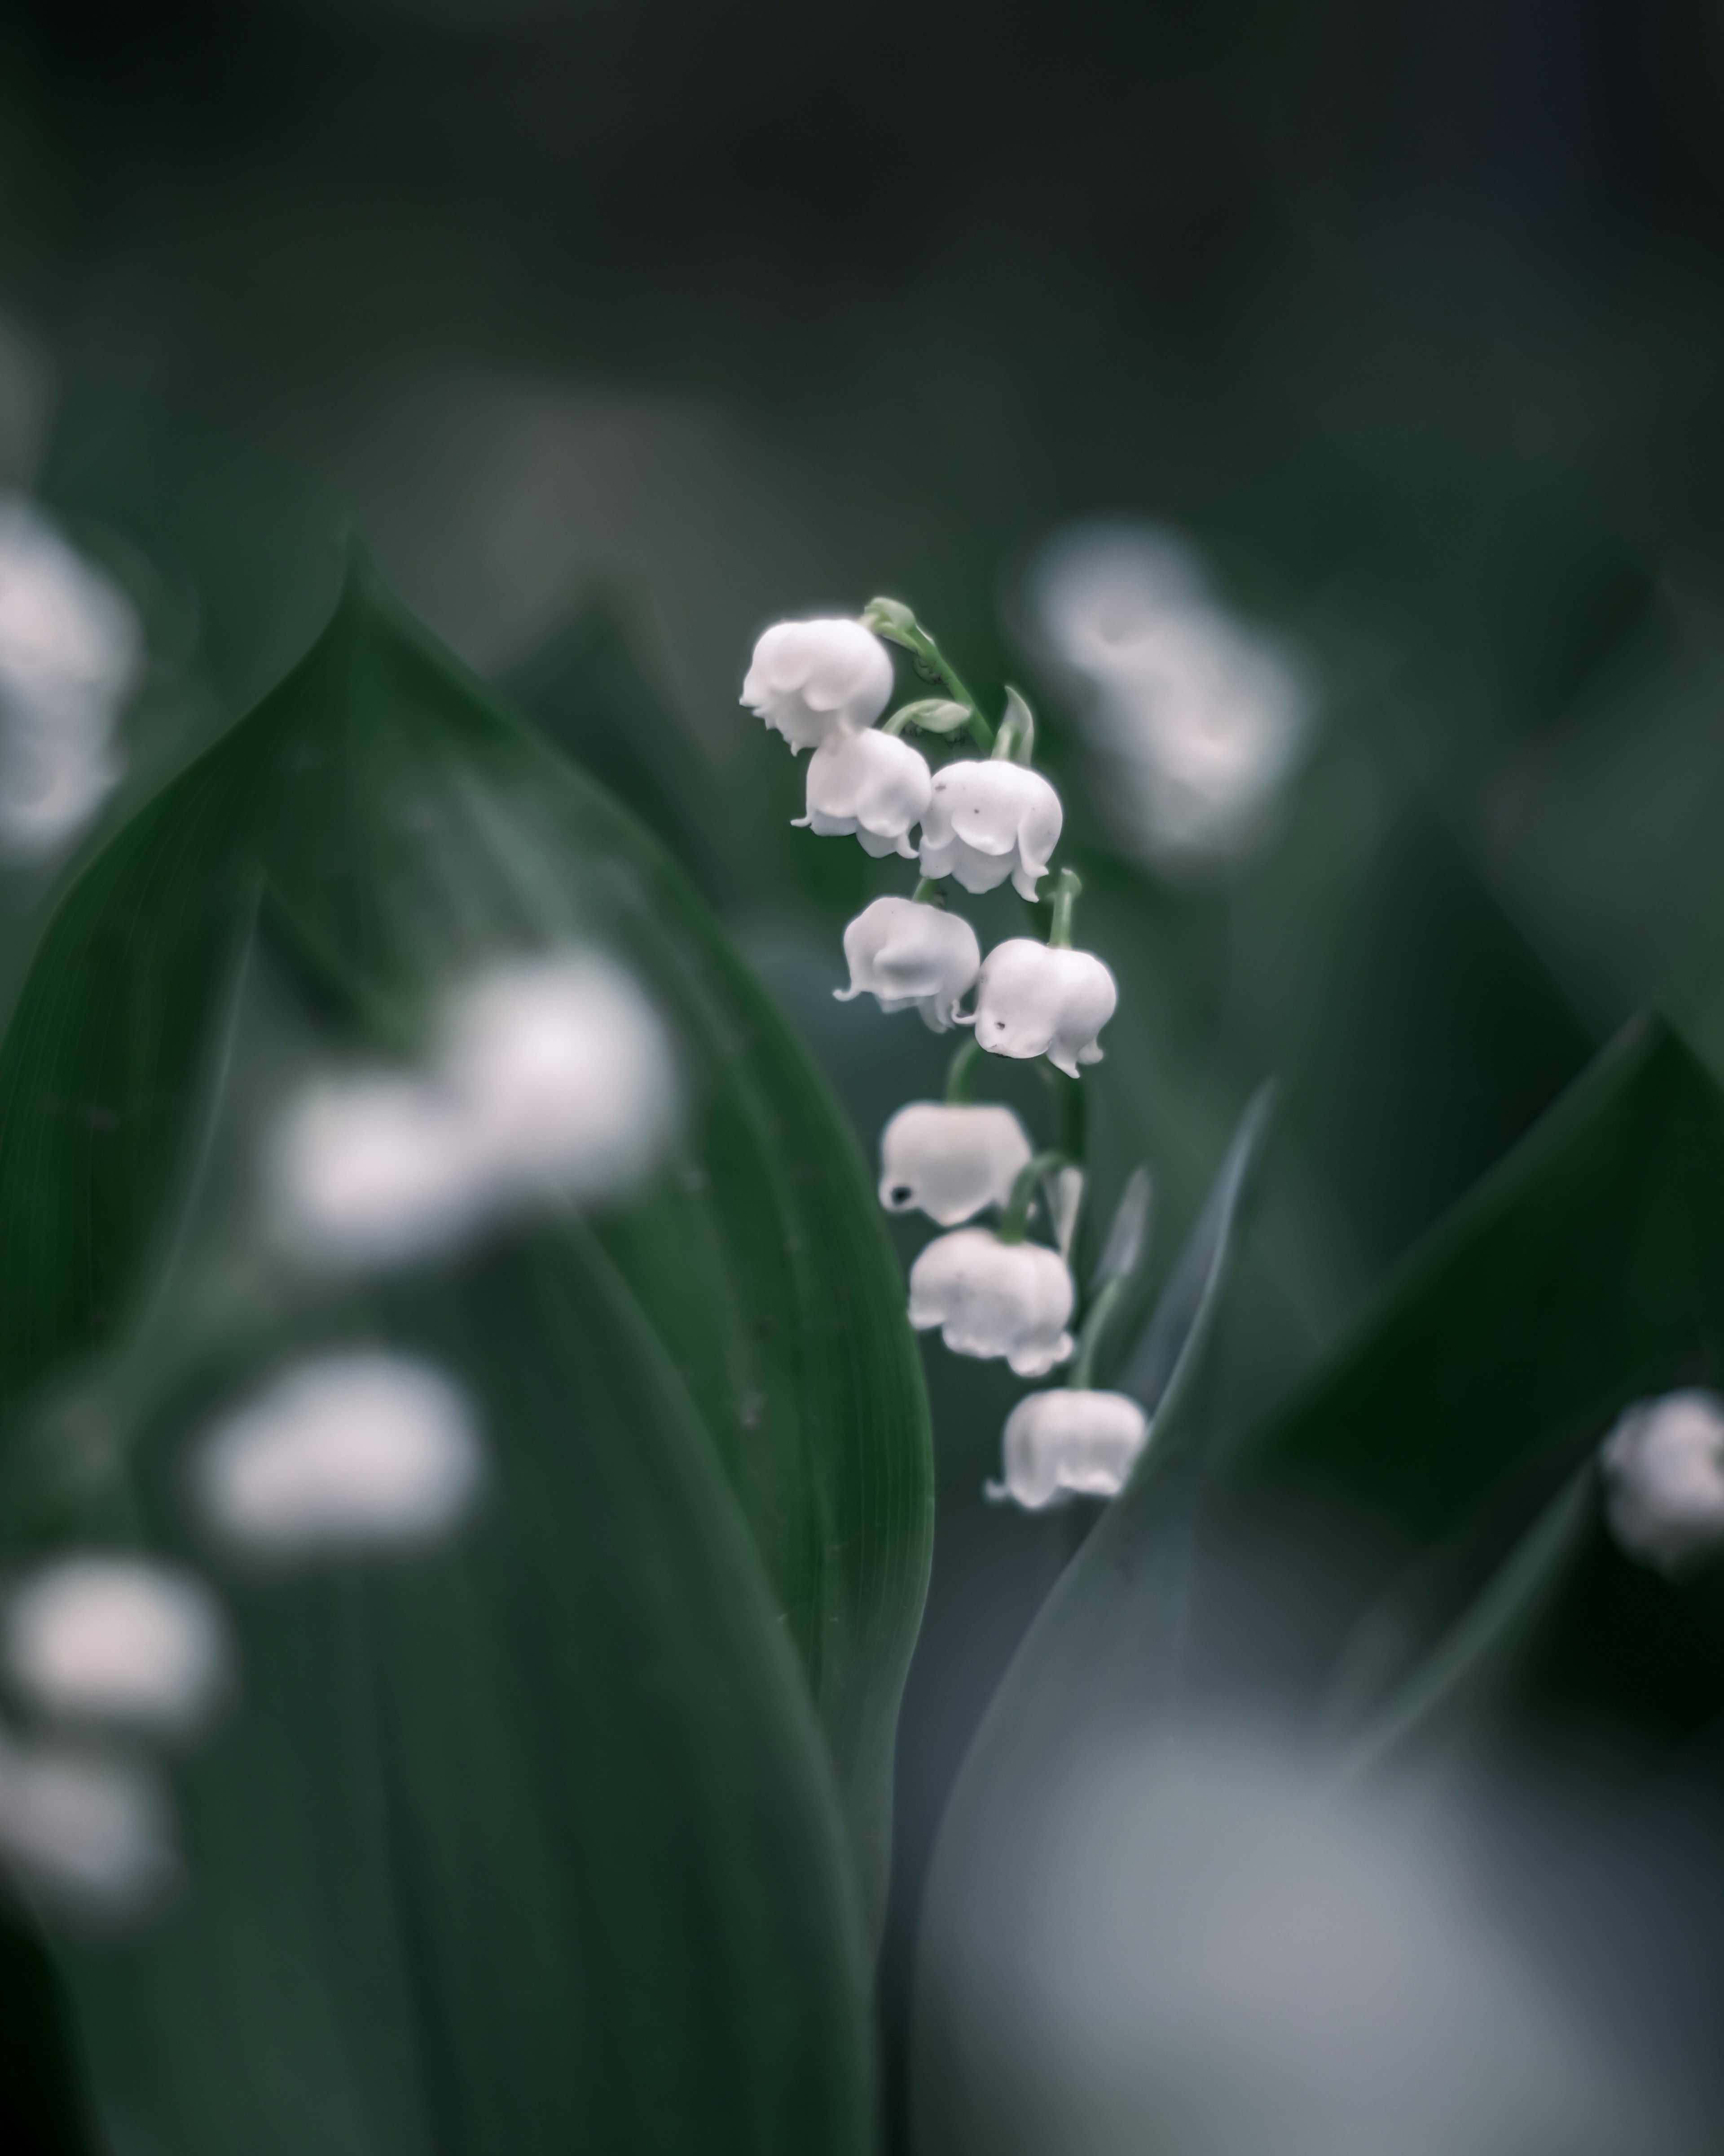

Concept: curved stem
[[1068, 1277, 1125, 1390], [1040, 1063, 1087, 1164], [863, 598, 995, 752], [944, 1037, 983, 1103], [996, 1149, 1068, 1245], [911, 877, 946, 906], [991, 685, 1037, 765], [1046, 866, 1082, 950]]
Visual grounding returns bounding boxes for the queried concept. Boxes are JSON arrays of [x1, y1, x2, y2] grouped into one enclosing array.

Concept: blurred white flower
[[796, 726, 931, 858], [908, 1227, 1075, 1376], [1028, 521, 1311, 873], [967, 939, 1117, 1078], [273, 953, 677, 1268], [918, 760, 1063, 900], [6, 1557, 225, 1734], [0, 495, 141, 859], [741, 617, 894, 751], [1015, 1728, 1682, 2156], [879, 1101, 1033, 1226], [0, 1733, 170, 1913], [835, 896, 981, 1032], [1601, 1389, 1724, 1574], [993, 1388, 1149, 1509], [198, 1351, 484, 1557]]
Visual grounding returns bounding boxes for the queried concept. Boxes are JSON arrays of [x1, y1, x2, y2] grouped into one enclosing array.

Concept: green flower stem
[[990, 686, 1037, 765], [911, 878, 946, 906], [944, 1037, 984, 1103], [1046, 866, 1082, 950], [996, 1150, 1068, 1245], [1067, 1276, 1126, 1390], [863, 598, 995, 753], [1040, 1063, 1087, 1165]]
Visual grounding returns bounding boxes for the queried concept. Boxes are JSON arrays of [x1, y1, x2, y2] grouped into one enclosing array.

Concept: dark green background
[[6, 2, 1724, 2143]]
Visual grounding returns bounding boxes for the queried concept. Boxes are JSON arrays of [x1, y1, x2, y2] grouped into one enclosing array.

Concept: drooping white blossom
[[907, 1227, 1075, 1376], [0, 496, 141, 859], [198, 1352, 484, 1557], [879, 1101, 1033, 1226], [1028, 520, 1311, 872], [273, 953, 678, 1267], [1600, 1389, 1724, 1573], [5, 1558, 226, 1734], [796, 727, 931, 858], [918, 759, 1063, 900], [991, 1388, 1150, 1508], [966, 939, 1117, 1078], [835, 896, 981, 1032], [741, 618, 894, 751], [0, 1732, 171, 1912]]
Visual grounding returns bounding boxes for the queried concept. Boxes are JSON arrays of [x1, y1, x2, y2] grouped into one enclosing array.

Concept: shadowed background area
[[5, 1, 1724, 2145]]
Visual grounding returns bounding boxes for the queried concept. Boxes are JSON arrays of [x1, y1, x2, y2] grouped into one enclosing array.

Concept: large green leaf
[[911, 1096, 1269, 2156], [0, 567, 932, 1922], [7, 1154, 873, 2154]]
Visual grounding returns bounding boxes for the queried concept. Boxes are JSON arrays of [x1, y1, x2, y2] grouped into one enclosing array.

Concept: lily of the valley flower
[[1601, 1389, 1724, 1573], [835, 896, 981, 1031], [991, 1388, 1149, 1508], [879, 1101, 1033, 1226], [966, 939, 1117, 1078], [795, 727, 931, 858], [907, 1227, 1075, 1376], [741, 618, 894, 750], [918, 759, 1062, 900]]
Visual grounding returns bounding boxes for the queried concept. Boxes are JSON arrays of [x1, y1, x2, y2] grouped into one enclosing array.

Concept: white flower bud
[[918, 759, 1063, 900], [879, 1102, 1033, 1226], [967, 939, 1117, 1078], [835, 896, 981, 1032], [992, 1388, 1150, 1508], [795, 727, 931, 859], [907, 1227, 1075, 1376], [1601, 1389, 1724, 1573], [741, 618, 894, 751]]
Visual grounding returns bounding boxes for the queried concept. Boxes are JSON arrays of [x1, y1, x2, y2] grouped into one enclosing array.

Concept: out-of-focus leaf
[[910, 1094, 1269, 2156], [1231, 1012, 1724, 1744], [9, 1177, 873, 2156], [0, 1921, 93, 2156], [1335, 1462, 1598, 1776], [0, 566, 932, 1926], [504, 596, 737, 909]]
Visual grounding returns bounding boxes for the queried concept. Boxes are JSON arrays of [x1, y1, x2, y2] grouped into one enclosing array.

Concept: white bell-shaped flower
[[795, 727, 931, 858], [1601, 1389, 1724, 1573], [741, 618, 894, 751], [918, 759, 1063, 900], [907, 1227, 1075, 1376], [879, 1101, 1033, 1226], [967, 939, 1117, 1078], [991, 1388, 1150, 1508], [835, 897, 981, 1032]]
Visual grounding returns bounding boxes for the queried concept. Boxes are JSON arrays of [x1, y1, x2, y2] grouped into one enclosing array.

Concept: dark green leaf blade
[[29, 1215, 873, 2156], [0, 568, 932, 1922]]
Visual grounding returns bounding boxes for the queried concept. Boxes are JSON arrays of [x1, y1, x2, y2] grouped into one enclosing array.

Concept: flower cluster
[[745, 601, 1148, 1512]]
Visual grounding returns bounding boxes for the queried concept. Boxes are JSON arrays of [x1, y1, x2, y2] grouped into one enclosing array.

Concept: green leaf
[[18, 1193, 875, 2156], [911, 1093, 1270, 2156], [0, 565, 932, 1926], [1332, 1460, 1598, 1776], [1227, 1010, 1724, 1750]]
